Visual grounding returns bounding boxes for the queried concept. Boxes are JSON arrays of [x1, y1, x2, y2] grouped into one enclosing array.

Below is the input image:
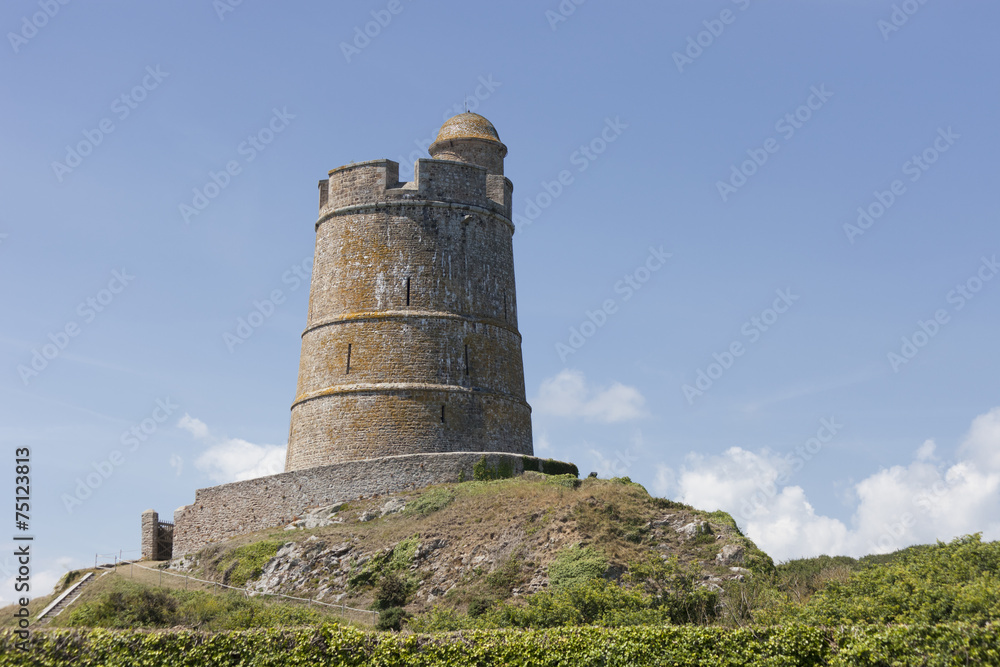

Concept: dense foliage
[[410, 554, 718, 633], [780, 534, 1000, 626], [4, 623, 999, 666], [63, 580, 335, 631]]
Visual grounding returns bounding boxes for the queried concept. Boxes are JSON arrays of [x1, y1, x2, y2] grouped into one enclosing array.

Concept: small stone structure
[[145, 113, 577, 559], [140, 510, 174, 560]]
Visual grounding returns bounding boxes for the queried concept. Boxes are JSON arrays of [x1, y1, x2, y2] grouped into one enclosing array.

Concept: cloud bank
[[653, 407, 1000, 561]]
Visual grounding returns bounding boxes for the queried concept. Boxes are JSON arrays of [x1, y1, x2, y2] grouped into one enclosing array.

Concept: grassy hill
[[5, 472, 999, 650]]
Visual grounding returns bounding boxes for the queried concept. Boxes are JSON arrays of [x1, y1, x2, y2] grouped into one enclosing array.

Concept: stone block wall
[[171, 452, 576, 557], [141, 509, 174, 561], [285, 153, 530, 473]]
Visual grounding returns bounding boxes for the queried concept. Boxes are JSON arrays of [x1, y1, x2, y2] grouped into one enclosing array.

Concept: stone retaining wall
[[171, 452, 576, 557]]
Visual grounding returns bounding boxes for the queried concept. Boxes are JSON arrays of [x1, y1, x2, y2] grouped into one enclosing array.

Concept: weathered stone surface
[[679, 521, 707, 538], [716, 544, 746, 565], [286, 113, 529, 473], [172, 452, 570, 556], [380, 498, 406, 516]]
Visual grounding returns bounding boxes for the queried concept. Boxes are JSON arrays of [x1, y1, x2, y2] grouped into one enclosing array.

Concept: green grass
[[60, 578, 347, 630], [215, 540, 284, 587], [548, 544, 608, 590], [405, 487, 454, 516]]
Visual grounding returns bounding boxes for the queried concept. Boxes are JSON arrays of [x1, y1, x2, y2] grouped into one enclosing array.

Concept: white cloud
[[959, 406, 1000, 472], [653, 407, 1000, 562], [177, 414, 209, 440], [533, 369, 646, 422], [915, 439, 935, 461], [177, 415, 286, 484], [195, 438, 285, 483]]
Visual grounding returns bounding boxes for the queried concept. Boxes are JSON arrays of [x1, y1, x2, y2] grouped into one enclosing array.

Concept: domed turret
[[429, 112, 507, 175]]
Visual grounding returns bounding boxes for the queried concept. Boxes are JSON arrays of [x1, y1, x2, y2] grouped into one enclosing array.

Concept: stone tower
[[284, 113, 533, 472]]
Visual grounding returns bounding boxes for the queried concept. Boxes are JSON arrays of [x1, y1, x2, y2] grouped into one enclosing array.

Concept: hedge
[[2, 623, 999, 666]]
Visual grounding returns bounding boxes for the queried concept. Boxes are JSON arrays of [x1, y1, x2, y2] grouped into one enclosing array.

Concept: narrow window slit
[[346, 343, 352, 374], [406, 277, 410, 306], [441, 405, 446, 423], [464, 345, 470, 376]]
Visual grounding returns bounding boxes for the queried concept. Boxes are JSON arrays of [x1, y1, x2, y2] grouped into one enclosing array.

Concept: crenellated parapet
[[319, 159, 513, 223]]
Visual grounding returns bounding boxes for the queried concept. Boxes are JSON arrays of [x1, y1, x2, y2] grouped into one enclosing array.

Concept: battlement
[[321, 159, 512, 220]]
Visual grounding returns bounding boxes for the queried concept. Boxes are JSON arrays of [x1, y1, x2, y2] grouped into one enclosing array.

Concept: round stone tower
[[284, 113, 533, 472]]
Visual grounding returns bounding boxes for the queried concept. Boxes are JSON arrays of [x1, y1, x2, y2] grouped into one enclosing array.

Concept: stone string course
[[171, 452, 575, 557]]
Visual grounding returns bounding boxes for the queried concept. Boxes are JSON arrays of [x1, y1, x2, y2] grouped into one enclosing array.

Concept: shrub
[[480, 578, 670, 629], [467, 595, 494, 617], [793, 533, 1000, 626], [537, 458, 579, 477], [375, 606, 408, 632], [348, 537, 419, 589], [473, 456, 514, 481], [67, 583, 177, 628], [548, 545, 607, 591], [373, 572, 409, 610], [485, 555, 523, 595], [623, 554, 719, 625], [216, 540, 284, 587]]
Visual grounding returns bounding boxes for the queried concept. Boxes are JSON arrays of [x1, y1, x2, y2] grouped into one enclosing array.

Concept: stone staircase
[[35, 571, 100, 625]]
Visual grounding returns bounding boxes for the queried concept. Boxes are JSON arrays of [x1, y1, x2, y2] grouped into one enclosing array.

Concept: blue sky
[[2, 1, 999, 599]]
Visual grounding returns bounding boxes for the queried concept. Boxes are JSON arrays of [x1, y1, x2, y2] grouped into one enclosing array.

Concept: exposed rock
[[284, 503, 346, 530], [415, 538, 446, 559], [701, 577, 724, 593], [679, 521, 707, 537], [715, 544, 745, 566], [170, 555, 197, 572], [380, 498, 406, 516]]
